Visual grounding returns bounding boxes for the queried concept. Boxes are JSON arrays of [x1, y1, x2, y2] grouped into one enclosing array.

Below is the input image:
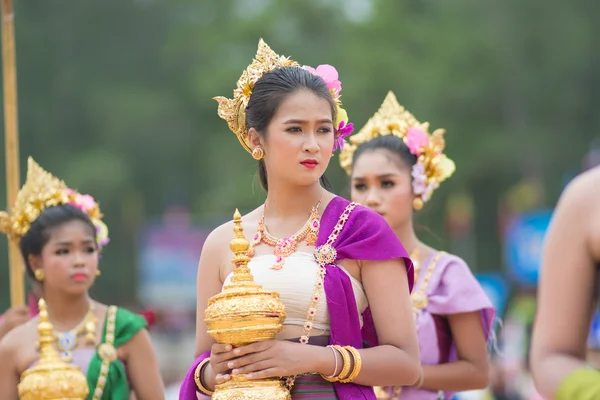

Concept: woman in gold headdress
[[339, 92, 496, 399], [0, 158, 164, 400], [179, 40, 421, 400]]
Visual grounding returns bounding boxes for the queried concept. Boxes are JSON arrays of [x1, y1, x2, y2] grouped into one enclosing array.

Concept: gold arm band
[[320, 345, 351, 382], [194, 358, 214, 395], [340, 346, 362, 383]]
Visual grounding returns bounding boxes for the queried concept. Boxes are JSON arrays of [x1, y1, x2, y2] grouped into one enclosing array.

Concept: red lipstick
[[300, 159, 318, 169], [71, 272, 88, 282]]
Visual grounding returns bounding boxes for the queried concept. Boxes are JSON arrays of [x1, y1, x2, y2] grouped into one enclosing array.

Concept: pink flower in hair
[[304, 64, 342, 96], [411, 163, 427, 195], [66, 192, 86, 212], [333, 107, 353, 151], [77, 194, 97, 212], [405, 127, 429, 155], [335, 121, 354, 151]]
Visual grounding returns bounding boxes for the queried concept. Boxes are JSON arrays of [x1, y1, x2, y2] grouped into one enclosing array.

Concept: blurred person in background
[[340, 91, 496, 399], [0, 305, 29, 339], [0, 158, 164, 399], [179, 40, 421, 400], [0, 290, 39, 341], [530, 164, 600, 399]]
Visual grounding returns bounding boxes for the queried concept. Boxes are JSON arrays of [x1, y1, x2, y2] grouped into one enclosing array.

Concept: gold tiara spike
[[340, 91, 455, 209], [214, 39, 299, 153], [0, 157, 110, 247], [0, 158, 69, 242]]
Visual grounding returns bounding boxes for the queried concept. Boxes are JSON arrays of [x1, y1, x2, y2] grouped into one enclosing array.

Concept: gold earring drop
[[34, 269, 45, 281], [413, 197, 423, 210], [252, 147, 264, 160], [95, 270, 101, 277]]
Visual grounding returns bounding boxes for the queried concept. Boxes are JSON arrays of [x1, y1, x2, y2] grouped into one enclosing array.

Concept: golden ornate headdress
[[214, 39, 299, 153], [214, 39, 354, 154], [339, 91, 455, 209], [0, 157, 110, 247]]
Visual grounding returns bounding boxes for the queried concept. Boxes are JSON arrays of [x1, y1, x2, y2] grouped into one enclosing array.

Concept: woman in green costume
[[0, 158, 164, 399]]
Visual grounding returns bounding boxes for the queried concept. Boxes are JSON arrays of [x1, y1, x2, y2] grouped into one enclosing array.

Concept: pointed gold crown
[[213, 39, 299, 153], [339, 91, 455, 209], [18, 298, 89, 400], [0, 157, 109, 247]]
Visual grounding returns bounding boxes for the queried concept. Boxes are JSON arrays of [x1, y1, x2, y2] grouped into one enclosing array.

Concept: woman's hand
[[220, 340, 321, 381], [209, 343, 237, 384]]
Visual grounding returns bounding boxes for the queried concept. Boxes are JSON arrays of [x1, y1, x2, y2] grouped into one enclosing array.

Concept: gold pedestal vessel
[[204, 209, 289, 400], [18, 299, 89, 400]]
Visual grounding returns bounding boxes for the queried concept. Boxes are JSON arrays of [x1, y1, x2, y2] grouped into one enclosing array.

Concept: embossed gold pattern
[[205, 209, 290, 400], [18, 299, 89, 400]]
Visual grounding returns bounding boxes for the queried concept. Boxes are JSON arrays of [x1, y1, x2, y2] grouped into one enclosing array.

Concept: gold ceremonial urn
[[204, 209, 290, 399], [18, 299, 89, 400]]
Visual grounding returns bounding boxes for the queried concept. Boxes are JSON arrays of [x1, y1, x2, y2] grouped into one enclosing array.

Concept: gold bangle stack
[[193, 358, 214, 396], [339, 346, 362, 383], [319, 345, 363, 383]]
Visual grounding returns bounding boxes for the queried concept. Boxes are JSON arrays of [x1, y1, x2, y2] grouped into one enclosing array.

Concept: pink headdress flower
[[405, 127, 429, 155], [64, 189, 110, 251], [304, 64, 342, 96], [304, 64, 352, 152]]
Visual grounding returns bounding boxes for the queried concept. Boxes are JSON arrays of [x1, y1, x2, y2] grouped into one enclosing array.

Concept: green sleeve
[[556, 367, 600, 400], [86, 307, 148, 400]]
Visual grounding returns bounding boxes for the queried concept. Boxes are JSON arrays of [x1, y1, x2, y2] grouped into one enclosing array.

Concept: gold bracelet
[[340, 346, 362, 383], [194, 358, 214, 395], [335, 345, 353, 382], [320, 345, 351, 382]]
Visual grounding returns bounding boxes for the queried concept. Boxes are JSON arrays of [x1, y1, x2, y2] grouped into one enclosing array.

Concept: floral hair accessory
[[339, 91, 455, 210], [214, 39, 353, 154], [303, 64, 354, 151], [65, 189, 110, 249], [0, 157, 110, 249]]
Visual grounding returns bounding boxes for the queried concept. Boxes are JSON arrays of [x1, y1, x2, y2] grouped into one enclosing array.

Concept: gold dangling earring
[[95, 269, 101, 277], [252, 147, 264, 160], [34, 269, 45, 281], [413, 197, 423, 210]]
